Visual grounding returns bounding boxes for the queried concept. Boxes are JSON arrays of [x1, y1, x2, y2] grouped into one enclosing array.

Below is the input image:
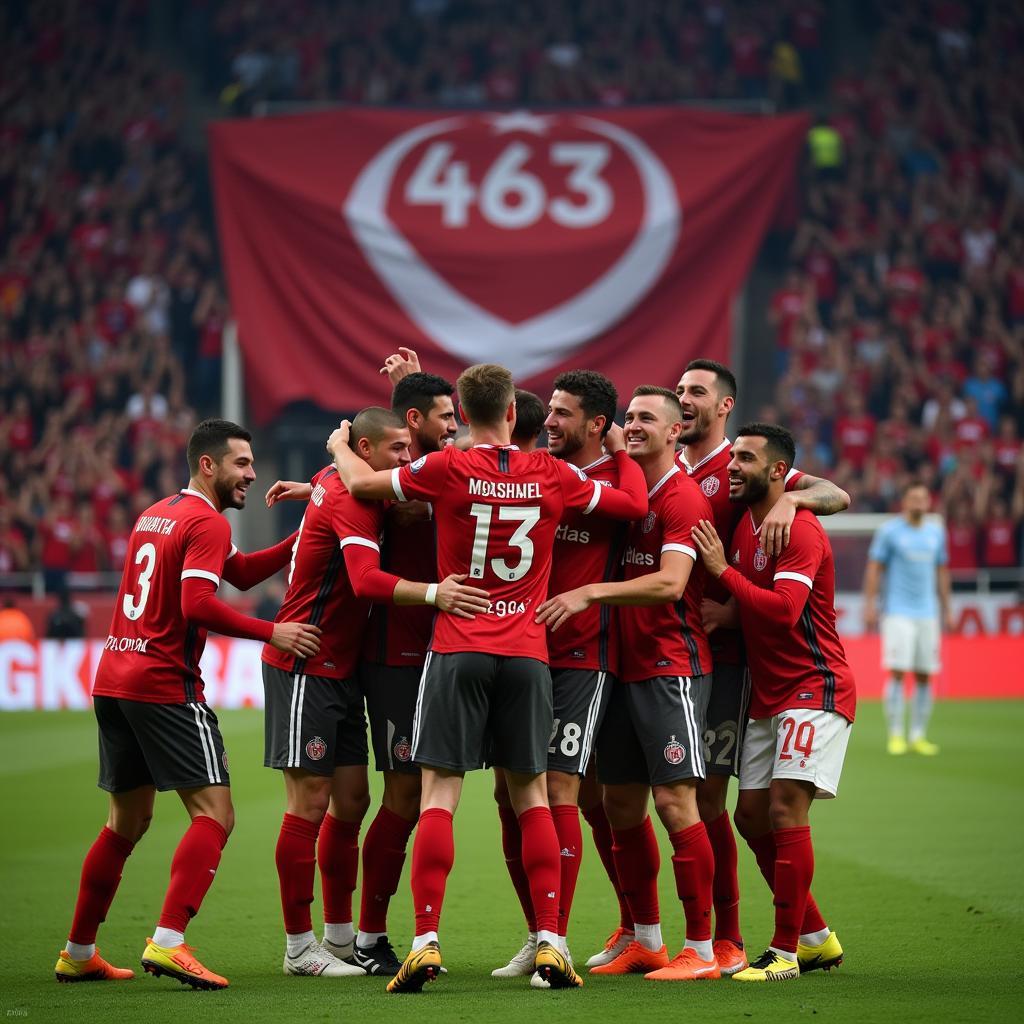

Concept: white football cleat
[[283, 940, 365, 977], [491, 934, 538, 977], [586, 926, 634, 968]]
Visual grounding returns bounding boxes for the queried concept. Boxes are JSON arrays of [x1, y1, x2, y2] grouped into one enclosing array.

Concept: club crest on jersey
[[642, 511, 657, 534], [305, 736, 327, 761], [753, 546, 768, 571], [732, 550, 740, 564], [410, 456, 427, 474], [663, 735, 685, 764], [393, 736, 412, 763], [701, 476, 720, 497], [221, 750, 229, 772]]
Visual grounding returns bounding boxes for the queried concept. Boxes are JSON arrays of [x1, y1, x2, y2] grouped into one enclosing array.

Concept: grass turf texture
[[2, 701, 1021, 1024]]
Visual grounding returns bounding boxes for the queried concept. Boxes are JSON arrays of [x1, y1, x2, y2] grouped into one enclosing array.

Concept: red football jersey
[[392, 444, 639, 661], [548, 453, 628, 673], [93, 489, 238, 704], [363, 504, 437, 667], [677, 441, 803, 666], [617, 466, 712, 683], [723, 508, 856, 722], [262, 466, 384, 680]]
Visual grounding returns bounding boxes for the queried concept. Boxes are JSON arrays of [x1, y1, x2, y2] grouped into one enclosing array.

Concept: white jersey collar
[[180, 487, 218, 512], [679, 437, 731, 475], [648, 464, 681, 499]]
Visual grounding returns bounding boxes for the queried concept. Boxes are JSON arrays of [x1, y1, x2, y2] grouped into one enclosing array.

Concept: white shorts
[[738, 709, 852, 799], [881, 614, 940, 675]]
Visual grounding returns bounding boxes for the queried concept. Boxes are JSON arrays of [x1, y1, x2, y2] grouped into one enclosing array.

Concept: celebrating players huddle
[[54, 351, 856, 996]]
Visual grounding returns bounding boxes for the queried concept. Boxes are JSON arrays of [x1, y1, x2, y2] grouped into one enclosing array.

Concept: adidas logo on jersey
[[623, 546, 656, 567], [555, 523, 591, 544]]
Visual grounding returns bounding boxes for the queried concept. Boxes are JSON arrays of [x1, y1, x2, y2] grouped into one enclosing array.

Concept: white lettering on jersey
[[555, 523, 591, 544], [134, 515, 177, 536], [623, 546, 656, 567], [468, 478, 542, 500]]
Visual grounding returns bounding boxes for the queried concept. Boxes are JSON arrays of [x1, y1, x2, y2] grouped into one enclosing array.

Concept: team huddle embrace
[[55, 351, 856, 995]]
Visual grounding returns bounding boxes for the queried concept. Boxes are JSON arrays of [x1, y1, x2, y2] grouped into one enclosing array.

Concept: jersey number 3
[[122, 542, 157, 621]]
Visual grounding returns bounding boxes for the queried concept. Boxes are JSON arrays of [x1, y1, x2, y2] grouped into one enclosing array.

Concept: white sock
[[357, 930, 385, 948], [909, 682, 934, 741], [152, 927, 185, 949], [770, 944, 797, 960], [799, 927, 831, 946], [411, 931, 438, 952], [559, 934, 569, 955], [65, 941, 95, 961], [286, 930, 317, 957], [634, 922, 663, 951], [684, 937, 714, 961], [323, 922, 354, 946], [884, 677, 905, 737], [537, 929, 560, 948]]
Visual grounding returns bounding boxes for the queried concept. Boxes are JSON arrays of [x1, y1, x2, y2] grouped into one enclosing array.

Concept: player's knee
[[221, 806, 236, 837], [696, 788, 726, 823], [732, 803, 762, 841], [547, 771, 579, 807], [383, 775, 421, 821], [652, 785, 697, 831]]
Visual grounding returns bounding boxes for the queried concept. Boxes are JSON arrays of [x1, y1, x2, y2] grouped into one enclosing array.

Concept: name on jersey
[[104, 634, 150, 653], [135, 515, 177, 536], [468, 478, 542, 500], [555, 523, 590, 544], [623, 546, 656, 567]]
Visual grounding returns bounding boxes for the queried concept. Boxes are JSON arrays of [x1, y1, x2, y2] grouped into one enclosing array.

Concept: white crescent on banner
[[343, 114, 681, 378]]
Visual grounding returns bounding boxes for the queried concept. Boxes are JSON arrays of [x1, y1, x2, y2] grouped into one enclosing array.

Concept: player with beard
[[491, 371, 626, 986], [55, 419, 321, 989], [691, 425, 854, 981], [670, 359, 850, 974]]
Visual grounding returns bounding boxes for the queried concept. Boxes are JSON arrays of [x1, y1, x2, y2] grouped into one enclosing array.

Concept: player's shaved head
[[457, 363, 515, 427], [631, 384, 683, 424], [351, 406, 407, 447]]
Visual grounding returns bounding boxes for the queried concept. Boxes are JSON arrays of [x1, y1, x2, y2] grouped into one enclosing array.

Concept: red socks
[[411, 807, 454, 934], [498, 804, 536, 931], [611, 816, 661, 926], [319, 814, 360, 926], [771, 826, 814, 954], [705, 810, 742, 945], [359, 806, 416, 933], [668, 821, 714, 942], [746, 829, 826, 937], [276, 813, 318, 934], [552, 804, 583, 937], [68, 826, 135, 944], [518, 806, 561, 934], [582, 801, 632, 929], [158, 815, 227, 932]]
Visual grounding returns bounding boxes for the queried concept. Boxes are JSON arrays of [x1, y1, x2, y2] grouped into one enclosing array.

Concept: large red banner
[[209, 107, 807, 423]]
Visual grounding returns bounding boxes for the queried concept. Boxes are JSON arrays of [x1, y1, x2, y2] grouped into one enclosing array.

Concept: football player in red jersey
[[261, 407, 488, 979], [328, 363, 648, 993], [538, 386, 720, 983], [55, 420, 321, 989], [674, 359, 849, 975], [491, 371, 628, 985], [691, 423, 855, 982]]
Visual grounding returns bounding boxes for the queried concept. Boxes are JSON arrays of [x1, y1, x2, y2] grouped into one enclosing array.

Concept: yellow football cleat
[[732, 949, 799, 982], [534, 940, 583, 988], [887, 734, 908, 755], [797, 930, 844, 973], [141, 938, 228, 990], [910, 738, 939, 756], [55, 949, 134, 982], [386, 942, 442, 994]]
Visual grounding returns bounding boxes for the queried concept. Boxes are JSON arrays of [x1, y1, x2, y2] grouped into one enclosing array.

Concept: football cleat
[[141, 938, 228, 990], [645, 947, 720, 981], [386, 942, 442, 994], [713, 939, 748, 976], [352, 937, 403, 977], [534, 940, 582, 989], [589, 939, 668, 975], [732, 948, 799, 982], [283, 940, 365, 976], [530, 947, 572, 989], [55, 949, 134, 982], [491, 934, 537, 977], [887, 734, 908, 756], [585, 926, 634, 968], [797, 931, 844, 973], [321, 936, 356, 962], [910, 738, 939, 756]]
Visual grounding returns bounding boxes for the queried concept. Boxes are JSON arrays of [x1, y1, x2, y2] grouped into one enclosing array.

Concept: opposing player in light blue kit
[[863, 482, 952, 756]]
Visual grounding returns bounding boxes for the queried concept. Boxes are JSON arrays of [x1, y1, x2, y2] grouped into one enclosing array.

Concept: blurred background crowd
[[0, 0, 1020, 606]]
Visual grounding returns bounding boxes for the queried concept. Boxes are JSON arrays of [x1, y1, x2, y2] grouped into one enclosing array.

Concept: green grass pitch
[[2, 701, 1022, 1023]]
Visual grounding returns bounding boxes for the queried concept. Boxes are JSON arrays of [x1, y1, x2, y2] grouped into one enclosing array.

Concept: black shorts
[[411, 652, 552, 774], [262, 664, 368, 776], [95, 695, 229, 793], [360, 662, 421, 775], [704, 663, 751, 778], [596, 674, 711, 787], [548, 668, 614, 776]]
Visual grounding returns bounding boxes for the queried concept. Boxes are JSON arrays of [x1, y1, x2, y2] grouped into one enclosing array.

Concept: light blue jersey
[[868, 517, 948, 619]]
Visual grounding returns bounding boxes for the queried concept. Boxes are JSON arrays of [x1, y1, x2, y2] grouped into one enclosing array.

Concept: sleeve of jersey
[[221, 531, 298, 590], [867, 522, 890, 563], [342, 543, 401, 602], [784, 467, 804, 491], [659, 492, 697, 562], [180, 515, 233, 588], [557, 451, 647, 518], [180, 577, 274, 642], [391, 449, 449, 503]]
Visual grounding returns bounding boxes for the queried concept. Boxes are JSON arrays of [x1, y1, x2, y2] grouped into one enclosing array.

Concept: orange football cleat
[[645, 947, 721, 981], [713, 939, 748, 976], [55, 949, 134, 982], [141, 938, 228, 990], [589, 940, 669, 975]]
